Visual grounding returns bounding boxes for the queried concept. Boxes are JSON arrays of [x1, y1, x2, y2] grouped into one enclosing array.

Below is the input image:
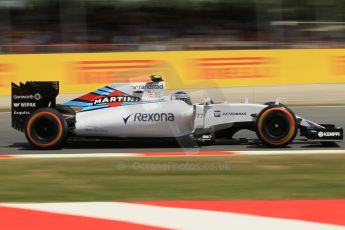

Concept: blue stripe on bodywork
[[64, 101, 93, 107], [99, 87, 115, 93], [80, 104, 109, 112], [94, 90, 110, 96]]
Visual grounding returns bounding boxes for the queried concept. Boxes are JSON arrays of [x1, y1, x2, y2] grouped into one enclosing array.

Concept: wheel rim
[[265, 115, 289, 138], [257, 107, 296, 146], [261, 111, 292, 142], [31, 116, 60, 143]]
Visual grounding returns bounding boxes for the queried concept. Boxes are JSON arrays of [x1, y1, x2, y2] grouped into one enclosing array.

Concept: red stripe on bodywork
[[134, 200, 345, 226], [0, 206, 165, 230], [76, 93, 102, 102], [109, 91, 125, 97]]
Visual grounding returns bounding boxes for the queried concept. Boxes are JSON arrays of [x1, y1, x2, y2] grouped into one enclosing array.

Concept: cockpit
[[172, 91, 192, 105]]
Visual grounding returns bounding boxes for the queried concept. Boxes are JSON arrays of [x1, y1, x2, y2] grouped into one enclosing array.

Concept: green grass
[[0, 154, 345, 202]]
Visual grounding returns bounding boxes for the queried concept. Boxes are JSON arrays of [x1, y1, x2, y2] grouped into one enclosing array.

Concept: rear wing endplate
[[11, 81, 59, 131]]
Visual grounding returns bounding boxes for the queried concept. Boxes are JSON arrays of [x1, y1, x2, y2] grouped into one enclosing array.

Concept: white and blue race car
[[11, 75, 343, 149]]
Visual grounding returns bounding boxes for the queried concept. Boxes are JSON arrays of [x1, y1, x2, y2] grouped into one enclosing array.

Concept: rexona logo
[[123, 113, 175, 124], [94, 96, 140, 105], [318, 131, 341, 138]]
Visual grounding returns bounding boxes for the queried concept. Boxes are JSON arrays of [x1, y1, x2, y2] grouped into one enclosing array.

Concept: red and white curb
[[1, 149, 345, 159], [0, 200, 344, 230]]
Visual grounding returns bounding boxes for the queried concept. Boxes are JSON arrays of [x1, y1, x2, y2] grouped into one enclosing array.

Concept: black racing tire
[[24, 108, 68, 149], [255, 105, 297, 147]]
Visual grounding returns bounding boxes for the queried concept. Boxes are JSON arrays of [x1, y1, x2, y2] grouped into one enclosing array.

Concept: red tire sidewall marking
[[26, 112, 63, 148], [257, 107, 296, 146]]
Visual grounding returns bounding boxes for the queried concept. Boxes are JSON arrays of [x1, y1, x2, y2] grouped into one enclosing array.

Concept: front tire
[[24, 108, 68, 149], [256, 105, 297, 147]]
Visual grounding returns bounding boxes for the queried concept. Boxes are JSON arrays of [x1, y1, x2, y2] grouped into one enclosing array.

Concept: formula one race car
[[11, 75, 343, 149]]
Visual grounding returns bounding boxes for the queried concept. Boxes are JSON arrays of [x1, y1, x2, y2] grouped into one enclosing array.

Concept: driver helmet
[[150, 74, 163, 82], [173, 91, 192, 105]]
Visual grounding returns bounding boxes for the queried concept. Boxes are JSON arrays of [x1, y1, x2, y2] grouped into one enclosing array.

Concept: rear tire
[[256, 105, 297, 147], [24, 108, 68, 149]]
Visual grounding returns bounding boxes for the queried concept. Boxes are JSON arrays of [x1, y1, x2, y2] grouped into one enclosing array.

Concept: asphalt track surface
[[0, 106, 344, 155]]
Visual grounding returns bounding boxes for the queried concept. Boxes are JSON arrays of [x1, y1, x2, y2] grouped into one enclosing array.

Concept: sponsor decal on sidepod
[[214, 111, 247, 118], [123, 113, 175, 124], [214, 111, 221, 117], [93, 96, 140, 105], [223, 112, 247, 116]]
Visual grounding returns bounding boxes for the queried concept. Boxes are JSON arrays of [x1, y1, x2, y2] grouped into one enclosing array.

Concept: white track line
[[13, 153, 141, 158], [3, 149, 344, 159], [237, 150, 345, 155], [2, 202, 343, 230]]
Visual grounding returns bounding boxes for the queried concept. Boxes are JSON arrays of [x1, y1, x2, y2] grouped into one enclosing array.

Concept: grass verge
[[0, 154, 344, 202]]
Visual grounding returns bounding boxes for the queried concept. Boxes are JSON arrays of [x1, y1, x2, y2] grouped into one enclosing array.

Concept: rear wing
[[12, 82, 59, 131]]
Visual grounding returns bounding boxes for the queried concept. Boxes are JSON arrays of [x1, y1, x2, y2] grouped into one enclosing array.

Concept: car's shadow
[[8, 139, 340, 152], [8, 140, 197, 151], [246, 141, 340, 149]]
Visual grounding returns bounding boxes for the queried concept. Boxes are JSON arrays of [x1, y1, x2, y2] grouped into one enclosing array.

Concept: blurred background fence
[[0, 0, 345, 107], [1, 0, 345, 53]]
